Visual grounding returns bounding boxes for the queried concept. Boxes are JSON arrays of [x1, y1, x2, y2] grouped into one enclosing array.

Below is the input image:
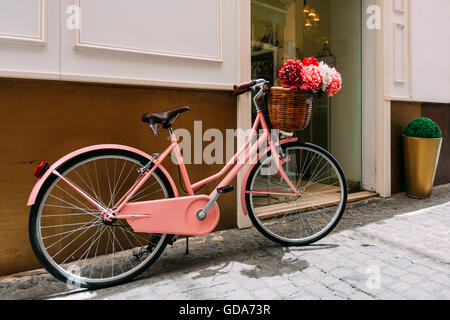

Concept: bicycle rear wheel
[[245, 141, 347, 246], [29, 149, 174, 289]]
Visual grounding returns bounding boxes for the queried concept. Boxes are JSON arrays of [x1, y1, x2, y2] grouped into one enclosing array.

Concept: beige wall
[[0, 78, 237, 276]]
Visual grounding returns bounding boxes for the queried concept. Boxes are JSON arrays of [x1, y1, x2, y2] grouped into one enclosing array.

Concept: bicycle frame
[[38, 109, 300, 235], [109, 110, 300, 219]]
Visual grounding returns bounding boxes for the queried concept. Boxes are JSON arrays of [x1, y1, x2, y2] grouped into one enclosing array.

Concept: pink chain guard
[[121, 195, 220, 236]]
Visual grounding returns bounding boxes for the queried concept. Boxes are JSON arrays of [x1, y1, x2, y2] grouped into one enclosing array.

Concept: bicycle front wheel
[[245, 141, 347, 246], [29, 149, 174, 289]]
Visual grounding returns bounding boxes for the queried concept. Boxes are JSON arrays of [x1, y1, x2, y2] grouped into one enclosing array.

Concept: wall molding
[[391, 0, 411, 95], [387, 96, 450, 104], [393, 0, 406, 13], [60, 73, 231, 90], [393, 22, 407, 83], [236, 0, 252, 229], [73, 0, 223, 63], [0, 69, 59, 81], [375, 0, 392, 197], [0, 0, 48, 45], [0, 70, 232, 91]]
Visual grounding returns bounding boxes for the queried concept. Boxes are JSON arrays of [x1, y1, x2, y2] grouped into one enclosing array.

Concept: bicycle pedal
[[217, 185, 234, 194]]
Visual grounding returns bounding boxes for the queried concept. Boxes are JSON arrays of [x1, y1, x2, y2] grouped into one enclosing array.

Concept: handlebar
[[232, 79, 269, 96], [233, 87, 251, 96], [233, 80, 255, 92]]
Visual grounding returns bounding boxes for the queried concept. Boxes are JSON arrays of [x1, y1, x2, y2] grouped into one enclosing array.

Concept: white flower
[[318, 61, 332, 91]]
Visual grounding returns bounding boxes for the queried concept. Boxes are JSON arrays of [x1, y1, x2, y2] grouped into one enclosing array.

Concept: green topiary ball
[[404, 117, 442, 138]]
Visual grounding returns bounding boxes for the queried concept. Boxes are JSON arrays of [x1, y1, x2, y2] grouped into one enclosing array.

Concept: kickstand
[[185, 236, 189, 255]]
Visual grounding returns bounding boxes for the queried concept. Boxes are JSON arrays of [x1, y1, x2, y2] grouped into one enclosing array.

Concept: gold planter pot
[[403, 135, 442, 199]]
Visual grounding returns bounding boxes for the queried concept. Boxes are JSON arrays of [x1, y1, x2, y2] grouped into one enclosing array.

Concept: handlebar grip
[[233, 80, 255, 91], [233, 87, 251, 96]]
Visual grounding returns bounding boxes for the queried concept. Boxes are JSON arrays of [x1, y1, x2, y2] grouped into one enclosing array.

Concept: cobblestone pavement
[[1, 184, 449, 300]]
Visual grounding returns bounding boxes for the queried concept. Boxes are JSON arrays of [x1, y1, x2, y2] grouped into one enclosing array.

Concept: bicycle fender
[[240, 138, 298, 216], [27, 144, 179, 206]]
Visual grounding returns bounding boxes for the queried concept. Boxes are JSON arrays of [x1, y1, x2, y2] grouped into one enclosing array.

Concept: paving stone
[[404, 288, 434, 300], [303, 282, 336, 298], [261, 276, 292, 289], [277, 283, 303, 298], [328, 280, 358, 296], [237, 278, 267, 291], [388, 281, 412, 293], [439, 289, 450, 299], [414, 280, 446, 294], [376, 290, 405, 300], [287, 273, 314, 287], [251, 287, 283, 300], [383, 265, 408, 277], [429, 272, 450, 285], [290, 293, 320, 300], [349, 291, 374, 300], [400, 273, 423, 285]]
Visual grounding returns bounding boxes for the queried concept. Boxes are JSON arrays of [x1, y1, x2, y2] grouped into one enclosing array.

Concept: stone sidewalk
[[1, 186, 449, 300], [55, 202, 449, 300]]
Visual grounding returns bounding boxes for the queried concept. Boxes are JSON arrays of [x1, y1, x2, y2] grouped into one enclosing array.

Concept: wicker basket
[[267, 87, 312, 131]]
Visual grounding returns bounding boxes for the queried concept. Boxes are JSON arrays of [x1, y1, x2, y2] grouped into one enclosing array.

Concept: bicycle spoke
[[44, 220, 101, 250]]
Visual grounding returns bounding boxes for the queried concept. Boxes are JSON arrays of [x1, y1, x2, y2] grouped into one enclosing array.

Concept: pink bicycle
[[27, 79, 347, 288]]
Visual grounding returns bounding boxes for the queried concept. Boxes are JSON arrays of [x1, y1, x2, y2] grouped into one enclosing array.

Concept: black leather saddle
[[141, 106, 190, 124]]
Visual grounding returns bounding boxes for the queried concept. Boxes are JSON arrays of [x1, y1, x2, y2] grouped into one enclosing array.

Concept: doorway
[[251, 0, 362, 192]]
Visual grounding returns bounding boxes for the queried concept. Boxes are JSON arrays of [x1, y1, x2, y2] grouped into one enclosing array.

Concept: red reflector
[[34, 161, 49, 178]]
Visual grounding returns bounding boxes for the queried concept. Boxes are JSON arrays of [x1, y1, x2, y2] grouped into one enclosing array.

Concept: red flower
[[328, 68, 342, 97], [279, 60, 303, 89], [302, 57, 319, 67], [300, 65, 322, 91]]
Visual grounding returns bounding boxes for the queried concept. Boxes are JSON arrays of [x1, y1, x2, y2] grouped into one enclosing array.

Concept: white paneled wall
[[411, 0, 450, 103], [0, 0, 238, 89], [390, 0, 410, 99], [75, 0, 222, 62], [383, 0, 450, 103], [0, 0, 46, 44], [0, 0, 60, 79]]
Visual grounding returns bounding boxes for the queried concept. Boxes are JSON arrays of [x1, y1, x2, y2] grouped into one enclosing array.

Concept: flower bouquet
[[268, 57, 342, 131]]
